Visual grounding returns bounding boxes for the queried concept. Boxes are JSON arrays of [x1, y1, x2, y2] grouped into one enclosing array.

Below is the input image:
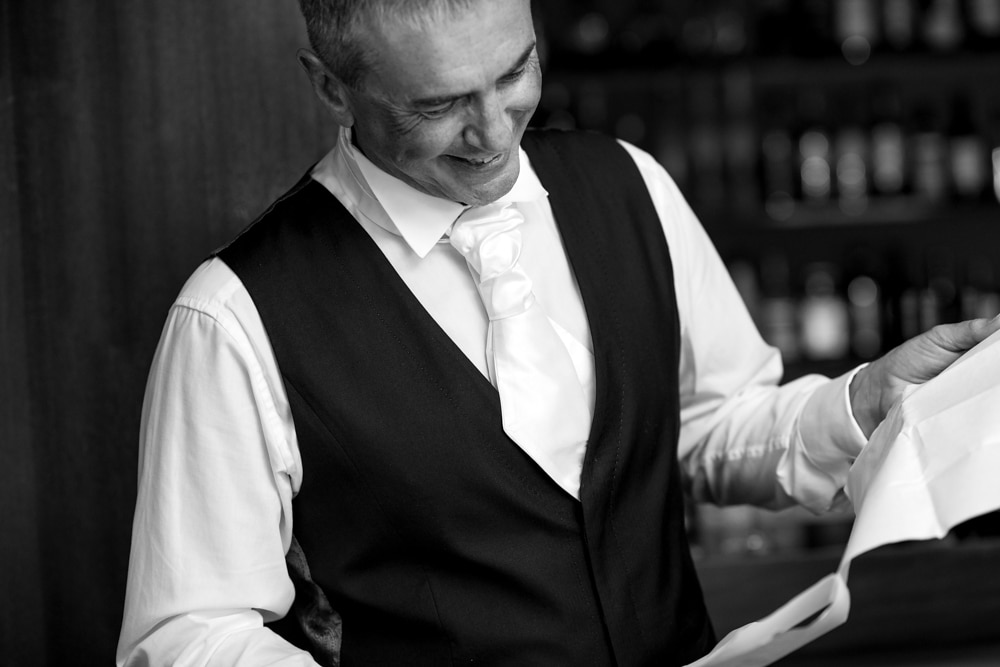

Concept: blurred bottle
[[961, 255, 1000, 319], [947, 93, 991, 201], [925, 249, 961, 326], [679, 0, 749, 63], [834, 95, 872, 216], [796, 89, 834, 206], [695, 505, 773, 557], [799, 262, 851, 361], [869, 86, 909, 198], [897, 250, 959, 338], [759, 90, 798, 221], [679, 4, 716, 62], [758, 253, 801, 362], [964, 0, 1000, 51], [713, 0, 750, 59], [694, 504, 817, 558], [568, 10, 614, 65], [898, 254, 925, 341], [909, 103, 950, 202], [882, 0, 921, 52], [846, 248, 886, 359], [922, 0, 966, 51], [834, 0, 880, 64]]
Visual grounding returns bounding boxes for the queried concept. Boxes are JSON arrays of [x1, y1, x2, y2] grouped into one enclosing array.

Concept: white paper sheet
[[685, 328, 1000, 667]]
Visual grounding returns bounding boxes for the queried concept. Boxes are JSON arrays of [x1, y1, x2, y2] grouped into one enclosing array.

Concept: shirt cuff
[[799, 364, 869, 469], [842, 363, 870, 446]]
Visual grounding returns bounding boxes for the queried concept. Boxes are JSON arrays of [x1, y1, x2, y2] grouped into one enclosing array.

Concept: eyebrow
[[410, 41, 537, 109]]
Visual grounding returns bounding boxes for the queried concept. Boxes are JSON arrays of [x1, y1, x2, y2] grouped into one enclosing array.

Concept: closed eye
[[499, 46, 538, 85], [420, 100, 459, 119], [499, 66, 527, 85]]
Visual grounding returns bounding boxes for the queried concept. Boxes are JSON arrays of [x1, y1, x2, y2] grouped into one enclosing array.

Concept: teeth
[[463, 155, 498, 165]]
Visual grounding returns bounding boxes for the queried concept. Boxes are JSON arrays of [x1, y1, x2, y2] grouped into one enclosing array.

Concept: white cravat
[[449, 201, 590, 497]]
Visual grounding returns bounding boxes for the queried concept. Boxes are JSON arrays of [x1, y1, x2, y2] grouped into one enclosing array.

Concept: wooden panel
[[4, 0, 335, 662], [0, 1, 48, 663]]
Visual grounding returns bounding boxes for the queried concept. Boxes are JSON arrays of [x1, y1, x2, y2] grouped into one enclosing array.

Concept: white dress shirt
[[117, 128, 867, 666]]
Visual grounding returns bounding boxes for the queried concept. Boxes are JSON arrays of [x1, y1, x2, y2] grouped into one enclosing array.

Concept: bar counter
[[695, 538, 1000, 664]]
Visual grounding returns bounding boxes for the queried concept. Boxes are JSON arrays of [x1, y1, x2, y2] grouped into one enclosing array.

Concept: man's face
[[345, 0, 541, 206]]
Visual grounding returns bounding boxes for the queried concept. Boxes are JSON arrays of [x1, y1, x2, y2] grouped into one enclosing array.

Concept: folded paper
[[686, 329, 1000, 667]]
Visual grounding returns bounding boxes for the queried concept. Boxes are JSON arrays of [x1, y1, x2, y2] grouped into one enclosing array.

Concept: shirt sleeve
[[617, 140, 867, 514], [117, 261, 318, 666]]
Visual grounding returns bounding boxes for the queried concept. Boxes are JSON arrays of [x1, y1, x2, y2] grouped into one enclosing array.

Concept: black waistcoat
[[218, 130, 715, 666]]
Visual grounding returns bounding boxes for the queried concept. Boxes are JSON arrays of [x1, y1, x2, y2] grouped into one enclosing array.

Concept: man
[[117, 0, 1000, 665]]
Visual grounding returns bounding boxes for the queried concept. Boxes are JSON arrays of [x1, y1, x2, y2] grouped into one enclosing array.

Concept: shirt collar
[[334, 127, 547, 258]]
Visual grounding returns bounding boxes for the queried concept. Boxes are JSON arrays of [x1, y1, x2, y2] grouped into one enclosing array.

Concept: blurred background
[[3, 0, 1000, 664]]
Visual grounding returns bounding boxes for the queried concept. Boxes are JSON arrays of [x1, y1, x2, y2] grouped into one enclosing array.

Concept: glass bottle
[[909, 103, 950, 202], [799, 262, 850, 361], [870, 86, 909, 198], [947, 93, 990, 201]]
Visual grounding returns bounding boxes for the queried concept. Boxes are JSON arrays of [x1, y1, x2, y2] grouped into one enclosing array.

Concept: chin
[[458, 186, 509, 207], [459, 189, 502, 206], [460, 171, 520, 206]]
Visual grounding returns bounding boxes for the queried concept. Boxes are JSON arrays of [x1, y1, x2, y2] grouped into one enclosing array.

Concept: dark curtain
[[0, 2, 335, 664]]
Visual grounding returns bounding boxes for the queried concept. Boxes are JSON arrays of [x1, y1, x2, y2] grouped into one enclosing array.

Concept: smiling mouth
[[451, 154, 504, 167]]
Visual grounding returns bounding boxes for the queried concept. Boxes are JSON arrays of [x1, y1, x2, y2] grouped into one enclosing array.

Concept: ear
[[297, 49, 355, 128]]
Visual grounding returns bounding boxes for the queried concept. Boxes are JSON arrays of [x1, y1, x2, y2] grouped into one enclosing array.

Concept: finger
[[926, 316, 1000, 354], [886, 317, 1000, 387], [974, 313, 1000, 339]]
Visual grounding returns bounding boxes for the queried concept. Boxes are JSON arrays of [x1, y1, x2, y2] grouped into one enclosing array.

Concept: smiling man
[[299, 0, 541, 206], [117, 1, 1000, 665]]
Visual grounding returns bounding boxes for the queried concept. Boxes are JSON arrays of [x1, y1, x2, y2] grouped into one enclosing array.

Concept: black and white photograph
[[4, 1, 1000, 665]]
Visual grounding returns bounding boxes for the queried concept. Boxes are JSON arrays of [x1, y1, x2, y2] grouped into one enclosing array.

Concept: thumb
[[850, 314, 1000, 438], [924, 314, 1000, 358]]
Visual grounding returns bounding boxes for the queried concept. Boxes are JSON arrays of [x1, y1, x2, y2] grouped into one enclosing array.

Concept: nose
[[463, 90, 514, 153]]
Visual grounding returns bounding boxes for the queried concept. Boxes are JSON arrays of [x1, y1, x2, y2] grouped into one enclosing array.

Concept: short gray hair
[[297, 0, 478, 89]]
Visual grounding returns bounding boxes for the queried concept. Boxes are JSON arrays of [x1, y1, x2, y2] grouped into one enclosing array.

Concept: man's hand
[[849, 315, 1000, 439]]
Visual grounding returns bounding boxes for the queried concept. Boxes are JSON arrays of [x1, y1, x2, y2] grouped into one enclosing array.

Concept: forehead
[[360, 0, 535, 103]]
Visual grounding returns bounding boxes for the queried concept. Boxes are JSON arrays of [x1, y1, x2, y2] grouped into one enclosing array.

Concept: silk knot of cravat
[[449, 203, 535, 321]]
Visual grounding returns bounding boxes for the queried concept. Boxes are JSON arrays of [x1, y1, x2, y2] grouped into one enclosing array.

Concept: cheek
[[397, 125, 467, 167]]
